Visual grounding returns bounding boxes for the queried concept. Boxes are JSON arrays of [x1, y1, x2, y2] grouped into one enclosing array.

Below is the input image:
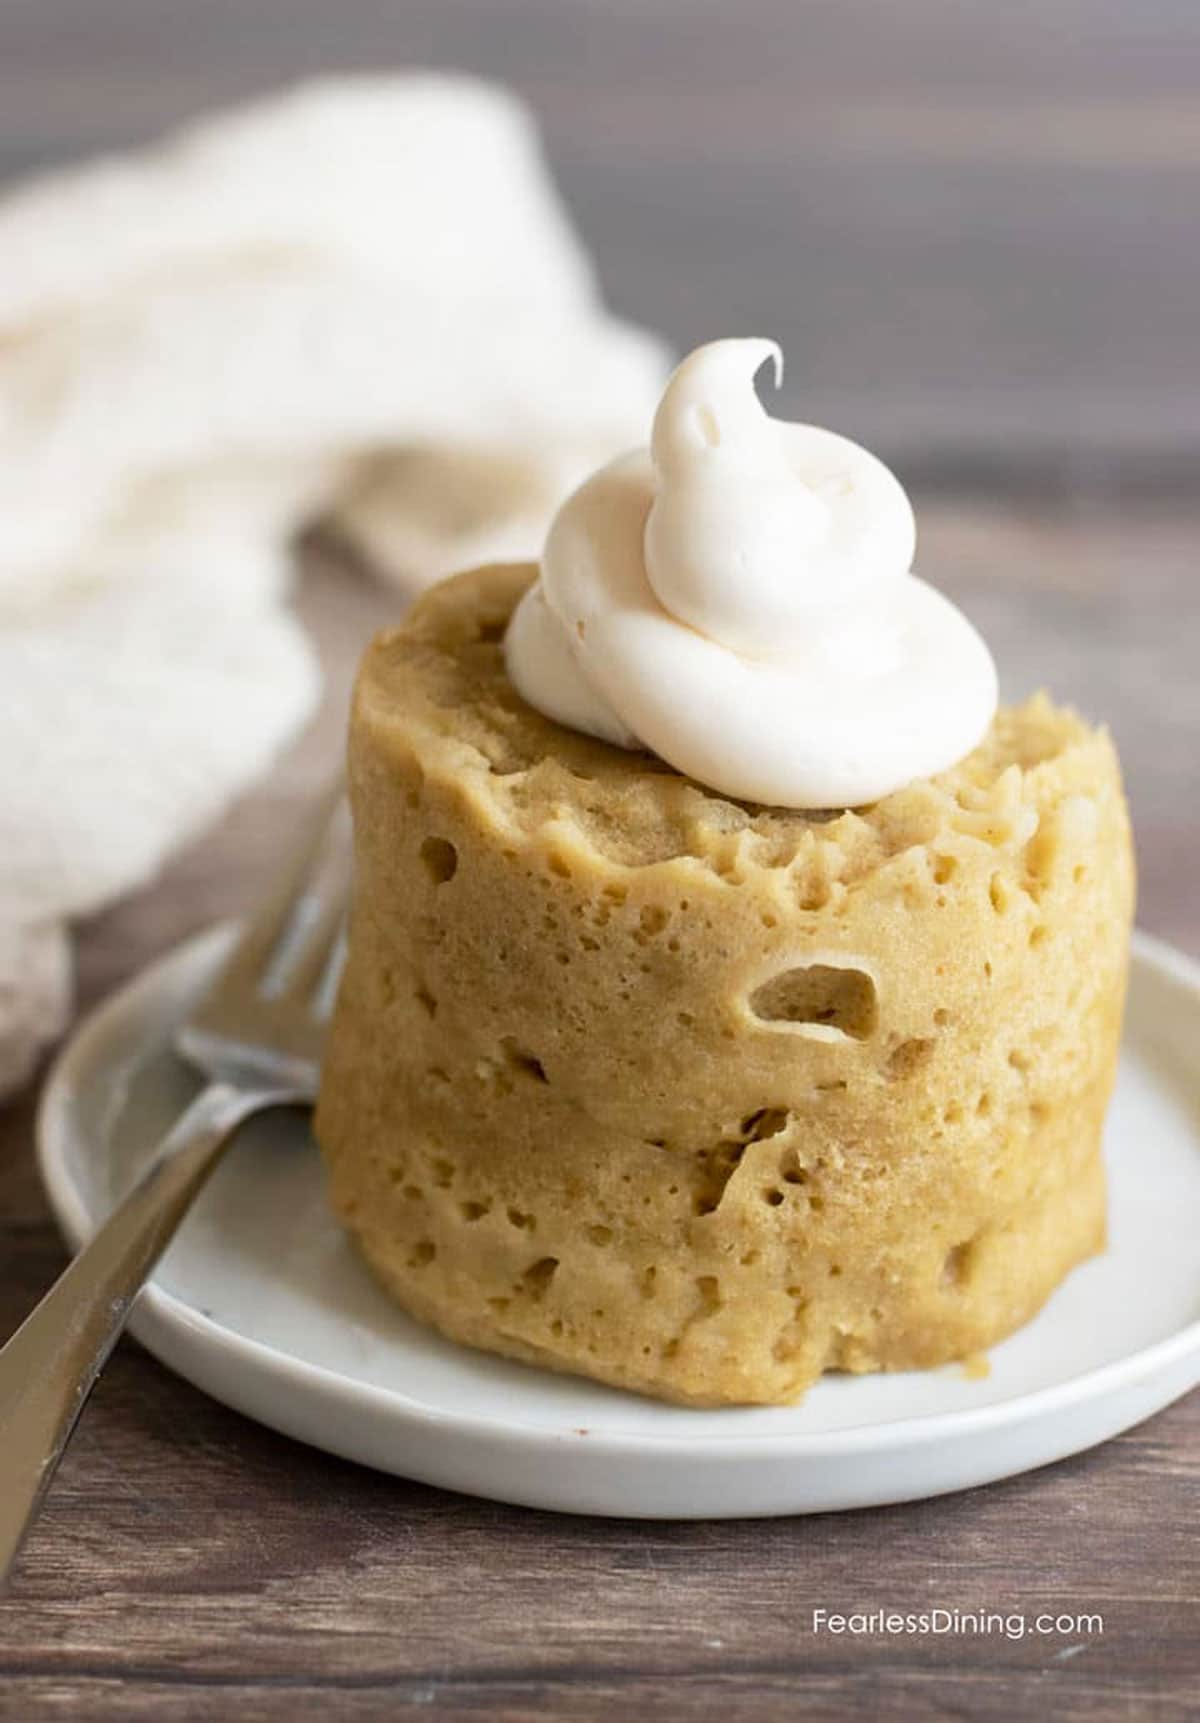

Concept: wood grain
[[1, 501, 1197, 1721]]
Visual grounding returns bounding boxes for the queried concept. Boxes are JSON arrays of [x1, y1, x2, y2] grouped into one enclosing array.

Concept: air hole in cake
[[408, 1241, 436, 1268], [932, 853, 958, 884], [695, 1275, 722, 1314], [460, 1200, 489, 1221], [941, 1235, 981, 1289], [414, 984, 437, 1019], [475, 618, 506, 644], [693, 1141, 745, 1214], [772, 1299, 809, 1364], [887, 1037, 935, 1080], [764, 1188, 785, 1207], [741, 1107, 791, 1142], [588, 1225, 614, 1246], [988, 873, 1011, 915], [796, 878, 832, 912], [498, 1036, 548, 1083], [420, 836, 458, 883], [506, 1206, 535, 1230], [749, 960, 878, 1041], [780, 1150, 808, 1186], [483, 744, 526, 778], [636, 905, 670, 940], [521, 1257, 559, 1300]]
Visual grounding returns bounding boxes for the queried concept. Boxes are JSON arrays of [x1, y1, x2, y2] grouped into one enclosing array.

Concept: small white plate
[[37, 927, 1200, 1519]]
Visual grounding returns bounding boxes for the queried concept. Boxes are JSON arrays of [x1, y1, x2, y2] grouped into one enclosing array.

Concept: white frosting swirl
[[505, 338, 998, 808]]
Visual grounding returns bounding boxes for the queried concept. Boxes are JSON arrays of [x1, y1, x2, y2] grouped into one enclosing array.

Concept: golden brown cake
[[315, 563, 1134, 1407]]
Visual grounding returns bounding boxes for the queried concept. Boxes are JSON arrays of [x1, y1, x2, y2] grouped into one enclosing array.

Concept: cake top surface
[[359, 561, 1108, 890]]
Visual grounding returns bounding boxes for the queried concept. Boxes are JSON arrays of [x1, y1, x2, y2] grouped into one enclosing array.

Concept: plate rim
[[35, 924, 1200, 1464]]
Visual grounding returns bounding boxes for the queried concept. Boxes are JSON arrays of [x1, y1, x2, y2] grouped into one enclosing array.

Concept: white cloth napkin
[[0, 74, 669, 1094]]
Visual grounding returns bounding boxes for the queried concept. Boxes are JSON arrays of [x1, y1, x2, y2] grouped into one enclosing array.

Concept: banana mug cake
[[316, 339, 1133, 1407]]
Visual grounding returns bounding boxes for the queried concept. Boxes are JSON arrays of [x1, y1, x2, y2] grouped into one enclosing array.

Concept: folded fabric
[[0, 74, 669, 1095]]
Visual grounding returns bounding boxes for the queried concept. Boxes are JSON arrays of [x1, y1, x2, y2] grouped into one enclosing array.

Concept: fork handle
[[0, 1081, 281, 1585]]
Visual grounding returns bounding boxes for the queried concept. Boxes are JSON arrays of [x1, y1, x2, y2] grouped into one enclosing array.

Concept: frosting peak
[[505, 338, 997, 808], [644, 338, 915, 657]]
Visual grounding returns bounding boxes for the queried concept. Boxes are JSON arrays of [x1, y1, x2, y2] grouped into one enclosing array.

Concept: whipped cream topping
[[505, 338, 998, 808]]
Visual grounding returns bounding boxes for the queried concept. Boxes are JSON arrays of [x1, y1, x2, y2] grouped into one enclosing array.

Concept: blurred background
[[5, 0, 1198, 476], [1, 0, 1196, 1005]]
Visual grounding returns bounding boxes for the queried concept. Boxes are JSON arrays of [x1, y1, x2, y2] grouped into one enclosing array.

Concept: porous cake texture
[[316, 564, 1134, 1406]]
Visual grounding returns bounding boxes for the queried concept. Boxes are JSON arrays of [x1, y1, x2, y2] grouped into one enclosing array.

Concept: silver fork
[[0, 780, 349, 1585]]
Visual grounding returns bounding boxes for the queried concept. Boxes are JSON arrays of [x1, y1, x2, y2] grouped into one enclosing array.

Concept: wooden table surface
[[1, 3, 1198, 1717]]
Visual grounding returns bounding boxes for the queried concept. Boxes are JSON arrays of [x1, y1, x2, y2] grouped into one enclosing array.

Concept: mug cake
[[316, 339, 1133, 1406]]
